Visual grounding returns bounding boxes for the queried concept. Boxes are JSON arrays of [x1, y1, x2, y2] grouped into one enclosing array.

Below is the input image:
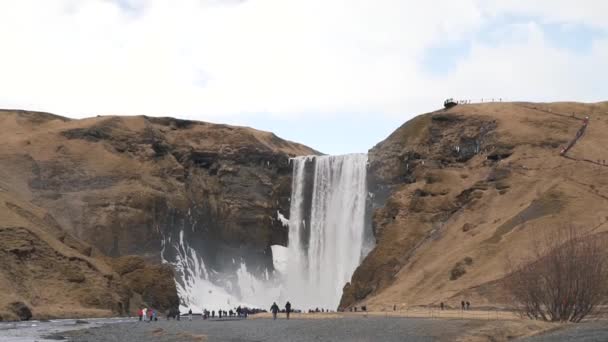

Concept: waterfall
[[162, 153, 371, 312], [285, 154, 370, 309]]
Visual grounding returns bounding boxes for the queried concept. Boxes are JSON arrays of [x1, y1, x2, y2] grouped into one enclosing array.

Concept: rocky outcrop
[[0, 188, 178, 320], [0, 109, 317, 318], [341, 101, 608, 310], [108, 256, 179, 314]]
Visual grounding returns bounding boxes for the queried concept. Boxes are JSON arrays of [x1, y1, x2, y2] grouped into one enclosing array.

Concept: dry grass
[[456, 319, 560, 342], [357, 101, 608, 312], [176, 332, 208, 341]]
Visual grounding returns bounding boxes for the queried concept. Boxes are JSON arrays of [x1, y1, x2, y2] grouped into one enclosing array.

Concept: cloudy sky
[[0, 0, 606, 154]]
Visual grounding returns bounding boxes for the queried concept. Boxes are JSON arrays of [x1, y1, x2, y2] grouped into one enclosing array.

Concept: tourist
[[440, 302, 444, 311], [461, 301, 465, 311], [153, 309, 157, 321], [148, 308, 153, 322], [188, 308, 193, 321], [143, 307, 148, 321], [219, 309, 222, 319], [466, 301, 470, 311], [212, 310, 215, 318], [285, 301, 292, 320], [138, 308, 143, 321], [270, 302, 280, 320]]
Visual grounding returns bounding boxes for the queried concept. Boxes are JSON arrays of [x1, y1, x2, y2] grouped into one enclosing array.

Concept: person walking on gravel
[[188, 308, 193, 321], [285, 301, 292, 320], [270, 302, 280, 320]]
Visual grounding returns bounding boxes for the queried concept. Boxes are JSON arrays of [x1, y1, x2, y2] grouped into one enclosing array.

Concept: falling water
[[162, 153, 371, 312], [285, 154, 370, 309]]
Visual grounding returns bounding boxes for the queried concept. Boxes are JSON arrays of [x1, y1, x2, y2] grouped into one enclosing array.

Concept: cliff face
[[0, 110, 316, 318], [0, 188, 178, 320], [341, 101, 608, 310]]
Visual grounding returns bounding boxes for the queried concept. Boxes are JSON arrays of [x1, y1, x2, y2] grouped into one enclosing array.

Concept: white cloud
[[478, 0, 608, 30], [0, 0, 606, 131]]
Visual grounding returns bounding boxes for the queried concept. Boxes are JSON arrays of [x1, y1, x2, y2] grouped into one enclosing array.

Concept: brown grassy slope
[[341, 101, 608, 310], [0, 185, 180, 320], [0, 109, 316, 319], [0, 187, 122, 320], [0, 110, 316, 258]]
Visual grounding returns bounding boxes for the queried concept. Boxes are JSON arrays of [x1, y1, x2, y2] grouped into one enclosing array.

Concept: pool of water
[[0, 317, 134, 341]]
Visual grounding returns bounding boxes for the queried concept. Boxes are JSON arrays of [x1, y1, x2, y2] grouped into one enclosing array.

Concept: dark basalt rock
[[9, 302, 32, 321]]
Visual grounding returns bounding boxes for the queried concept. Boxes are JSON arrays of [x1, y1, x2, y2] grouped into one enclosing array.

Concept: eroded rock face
[[0, 110, 317, 316], [340, 112, 502, 309], [0, 190, 179, 320], [108, 256, 180, 314], [340, 102, 608, 310]]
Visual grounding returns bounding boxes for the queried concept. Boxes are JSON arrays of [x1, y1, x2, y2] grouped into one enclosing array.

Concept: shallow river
[[0, 317, 135, 342]]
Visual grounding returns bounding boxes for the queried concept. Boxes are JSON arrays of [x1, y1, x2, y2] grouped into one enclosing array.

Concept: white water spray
[[285, 154, 369, 309], [164, 154, 371, 312]]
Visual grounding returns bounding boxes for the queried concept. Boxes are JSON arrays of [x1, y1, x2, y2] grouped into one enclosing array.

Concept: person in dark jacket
[[285, 301, 292, 320], [270, 302, 280, 320]]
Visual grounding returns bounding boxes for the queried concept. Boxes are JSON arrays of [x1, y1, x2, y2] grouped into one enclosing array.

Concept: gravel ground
[[53, 317, 473, 342], [520, 321, 608, 342], [0, 318, 132, 342]]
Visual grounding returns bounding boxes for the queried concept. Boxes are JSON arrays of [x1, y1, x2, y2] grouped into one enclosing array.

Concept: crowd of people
[[139, 299, 476, 322], [145, 303, 289, 322], [137, 308, 159, 322]]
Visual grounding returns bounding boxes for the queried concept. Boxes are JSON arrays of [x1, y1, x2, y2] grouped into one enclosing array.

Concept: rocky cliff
[[0, 186, 178, 320], [341, 101, 608, 310], [0, 109, 316, 319]]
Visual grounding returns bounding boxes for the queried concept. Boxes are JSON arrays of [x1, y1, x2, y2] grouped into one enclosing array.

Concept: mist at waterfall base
[[163, 154, 372, 313]]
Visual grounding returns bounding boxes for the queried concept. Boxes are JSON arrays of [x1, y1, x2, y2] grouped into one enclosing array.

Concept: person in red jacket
[[138, 308, 143, 321]]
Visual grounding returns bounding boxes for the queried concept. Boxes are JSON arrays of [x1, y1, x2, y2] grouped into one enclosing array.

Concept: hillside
[[0, 109, 317, 319], [341, 101, 608, 310], [0, 184, 179, 320]]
